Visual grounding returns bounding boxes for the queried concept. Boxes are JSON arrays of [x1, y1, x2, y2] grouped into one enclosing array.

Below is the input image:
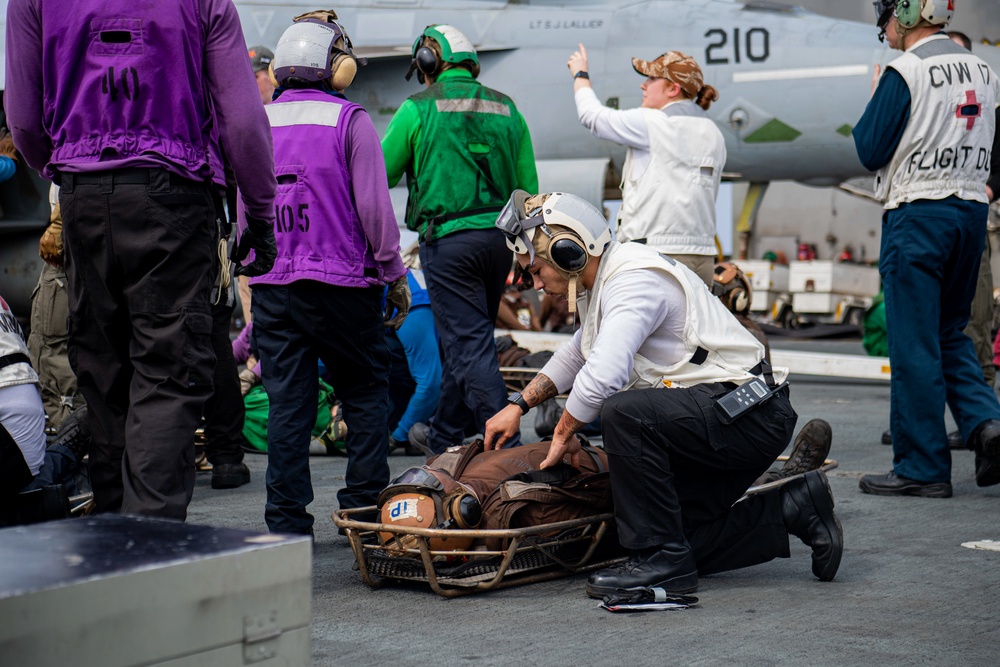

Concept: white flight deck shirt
[[575, 87, 725, 256], [539, 242, 765, 423]]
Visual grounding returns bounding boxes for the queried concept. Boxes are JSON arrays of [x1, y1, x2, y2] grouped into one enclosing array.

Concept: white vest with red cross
[[876, 33, 1000, 209]]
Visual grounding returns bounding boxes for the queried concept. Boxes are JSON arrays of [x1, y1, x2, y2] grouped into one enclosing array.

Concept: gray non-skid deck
[[183, 339, 999, 666]]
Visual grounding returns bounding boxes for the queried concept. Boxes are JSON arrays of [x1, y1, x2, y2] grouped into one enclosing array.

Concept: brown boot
[[754, 419, 832, 486]]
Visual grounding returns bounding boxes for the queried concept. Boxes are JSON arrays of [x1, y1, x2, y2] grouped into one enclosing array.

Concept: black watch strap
[[573, 70, 590, 80], [508, 392, 530, 415]]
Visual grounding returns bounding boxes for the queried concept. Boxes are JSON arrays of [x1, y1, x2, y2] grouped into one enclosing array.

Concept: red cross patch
[[956, 90, 982, 130]]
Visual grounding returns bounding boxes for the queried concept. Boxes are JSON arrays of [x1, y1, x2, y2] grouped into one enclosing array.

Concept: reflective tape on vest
[[266, 100, 344, 128], [435, 98, 511, 116]]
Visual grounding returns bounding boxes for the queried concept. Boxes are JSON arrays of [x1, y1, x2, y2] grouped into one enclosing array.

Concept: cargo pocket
[[181, 309, 214, 389], [31, 271, 70, 338], [692, 384, 730, 452]]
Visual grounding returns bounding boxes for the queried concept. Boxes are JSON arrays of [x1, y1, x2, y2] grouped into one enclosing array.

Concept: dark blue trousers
[[881, 198, 1000, 483], [420, 228, 520, 453], [252, 281, 390, 534]]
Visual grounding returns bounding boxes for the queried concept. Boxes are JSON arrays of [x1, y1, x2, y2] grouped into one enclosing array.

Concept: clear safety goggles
[[495, 189, 546, 258], [387, 467, 444, 491]]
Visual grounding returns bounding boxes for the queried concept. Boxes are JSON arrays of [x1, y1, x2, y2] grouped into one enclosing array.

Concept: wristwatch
[[508, 392, 530, 415], [573, 70, 590, 80]]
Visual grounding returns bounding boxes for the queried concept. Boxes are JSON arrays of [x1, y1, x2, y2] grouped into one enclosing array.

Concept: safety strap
[[429, 439, 485, 479], [422, 205, 503, 243], [503, 444, 606, 486], [0, 353, 31, 371], [748, 358, 777, 388]]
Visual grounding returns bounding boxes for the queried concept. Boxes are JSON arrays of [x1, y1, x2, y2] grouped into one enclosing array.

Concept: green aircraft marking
[[744, 119, 801, 143]]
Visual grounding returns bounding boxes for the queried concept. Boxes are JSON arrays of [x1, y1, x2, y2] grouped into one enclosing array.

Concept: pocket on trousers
[[146, 191, 214, 238], [692, 385, 730, 451], [181, 309, 214, 389], [32, 271, 70, 338]]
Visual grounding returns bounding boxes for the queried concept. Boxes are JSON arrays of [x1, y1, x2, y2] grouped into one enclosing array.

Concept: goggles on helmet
[[378, 466, 445, 499], [496, 189, 547, 260]]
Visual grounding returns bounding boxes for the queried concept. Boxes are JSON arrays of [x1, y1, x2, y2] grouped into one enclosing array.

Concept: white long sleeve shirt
[[575, 87, 725, 255], [540, 268, 687, 423]]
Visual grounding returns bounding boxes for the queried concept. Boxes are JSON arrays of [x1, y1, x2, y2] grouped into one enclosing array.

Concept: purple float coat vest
[[257, 88, 381, 288], [40, 0, 214, 180]]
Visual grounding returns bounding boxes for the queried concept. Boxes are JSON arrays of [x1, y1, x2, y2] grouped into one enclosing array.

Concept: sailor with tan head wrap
[[567, 44, 725, 285]]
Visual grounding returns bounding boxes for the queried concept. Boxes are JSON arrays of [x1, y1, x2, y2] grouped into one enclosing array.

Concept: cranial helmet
[[376, 467, 482, 555], [712, 262, 753, 316], [272, 18, 360, 90], [495, 191, 614, 313], [406, 24, 480, 83], [874, 0, 953, 33]]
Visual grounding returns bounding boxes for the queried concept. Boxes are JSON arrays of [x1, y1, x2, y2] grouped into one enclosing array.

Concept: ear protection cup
[[548, 235, 589, 273], [448, 493, 482, 529], [329, 52, 357, 90], [728, 287, 750, 315], [267, 62, 279, 89], [895, 0, 920, 28], [414, 45, 441, 79], [712, 261, 753, 316]]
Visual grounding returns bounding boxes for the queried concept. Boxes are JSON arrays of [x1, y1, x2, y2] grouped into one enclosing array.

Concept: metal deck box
[[0, 515, 311, 666], [788, 260, 880, 297]]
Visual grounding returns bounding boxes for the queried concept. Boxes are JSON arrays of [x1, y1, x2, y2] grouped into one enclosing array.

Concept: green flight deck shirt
[[382, 69, 538, 242]]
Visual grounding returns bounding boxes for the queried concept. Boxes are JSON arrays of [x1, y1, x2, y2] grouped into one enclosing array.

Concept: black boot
[[51, 406, 91, 463], [970, 419, 1000, 487], [211, 462, 251, 489], [755, 418, 832, 486], [781, 470, 843, 582], [585, 542, 698, 599]]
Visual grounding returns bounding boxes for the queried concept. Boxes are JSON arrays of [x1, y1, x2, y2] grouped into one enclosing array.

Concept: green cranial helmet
[[406, 24, 480, 82]]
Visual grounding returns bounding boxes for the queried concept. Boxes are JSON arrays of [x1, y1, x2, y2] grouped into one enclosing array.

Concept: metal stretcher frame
[[333, 458, 837, 598], [332, 508, 624, 598]]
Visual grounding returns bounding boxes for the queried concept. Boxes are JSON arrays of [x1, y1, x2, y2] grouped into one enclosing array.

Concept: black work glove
[[233, 213, 277, 278], [384, 275, 411, 330]]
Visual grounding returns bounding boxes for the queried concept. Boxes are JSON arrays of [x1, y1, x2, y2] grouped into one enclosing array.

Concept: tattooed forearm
[[554, 410, 587, 437], [523, 373, 559, 407]]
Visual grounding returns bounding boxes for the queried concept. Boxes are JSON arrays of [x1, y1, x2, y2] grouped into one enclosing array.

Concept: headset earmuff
[[548, 233, 589, 274], [329, 52, 357, 90], [731, 287, 749, 315], [448, 493, 482, 529], [415, 45, 440, 80], [896, 0, 920, 29]]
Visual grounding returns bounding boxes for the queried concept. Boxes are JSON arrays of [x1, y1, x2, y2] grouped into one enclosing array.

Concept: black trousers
[[203, 299, 245, 466], [61, 169, 217, 520], [420, 228, 517, 451], [601, 382, 797, 575], [252, 281, 390, 533]]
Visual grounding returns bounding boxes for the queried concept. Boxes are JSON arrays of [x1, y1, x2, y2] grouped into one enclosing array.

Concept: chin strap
[[567, 276, 577, 313]]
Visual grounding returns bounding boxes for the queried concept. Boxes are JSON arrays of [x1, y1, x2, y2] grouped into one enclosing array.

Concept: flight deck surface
[[183, 338, 999, 666]]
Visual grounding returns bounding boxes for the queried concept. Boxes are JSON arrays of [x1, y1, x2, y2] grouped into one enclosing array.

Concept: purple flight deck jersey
[[4, 0, 275, 222], [246, 88, 405, 288]]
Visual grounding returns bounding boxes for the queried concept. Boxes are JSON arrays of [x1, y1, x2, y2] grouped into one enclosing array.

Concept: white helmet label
[[436, 25, 474, 56], [387, 499, 419, 521]]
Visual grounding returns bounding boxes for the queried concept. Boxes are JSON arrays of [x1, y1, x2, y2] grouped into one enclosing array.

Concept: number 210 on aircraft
[[704, 27, 771, 65]]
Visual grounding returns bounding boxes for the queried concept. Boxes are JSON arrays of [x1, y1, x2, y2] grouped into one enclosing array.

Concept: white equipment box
[[793, 292, 849, 314], [738, 260, 790, 312], [0, 515, 312, 666], [788, 260, 880, 297]]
